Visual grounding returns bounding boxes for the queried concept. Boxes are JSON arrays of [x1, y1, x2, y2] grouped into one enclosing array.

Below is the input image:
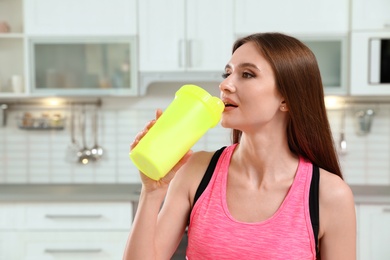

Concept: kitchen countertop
[[0, 184, 142, 202], [350, 185, 390, 204], [0, 184, 389, 204]]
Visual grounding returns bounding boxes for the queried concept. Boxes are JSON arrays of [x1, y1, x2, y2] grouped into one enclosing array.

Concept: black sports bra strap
[[309, 165, 320, 257], [193, 146, 227, 207]]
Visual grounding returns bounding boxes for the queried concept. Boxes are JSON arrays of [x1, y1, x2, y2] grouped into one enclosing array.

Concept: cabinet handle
[[178, 39, 186, 68], [45, 248, 102, 254], [382, 208, 390, 213], [187, 40, 193, 68], [45, 214, 103, 219]]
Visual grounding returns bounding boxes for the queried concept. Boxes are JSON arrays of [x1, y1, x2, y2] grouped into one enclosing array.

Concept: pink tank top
[[186, 144, 316, 259]]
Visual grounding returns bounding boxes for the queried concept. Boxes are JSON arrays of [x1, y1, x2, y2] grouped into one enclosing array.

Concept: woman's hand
[[130, 109, 193, 192]]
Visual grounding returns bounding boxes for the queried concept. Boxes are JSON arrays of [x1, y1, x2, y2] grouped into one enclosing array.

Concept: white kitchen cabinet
[[0, 0, 26, 96], [0, 232, 22, 260], [234, 0, 349, 36], [301, 36, 349, 94], [24, 0, 137, 36], [21, 231, 128, 260], [28, 37, 138, 96], [23, 202, 132, 230], [0, 202, 133, 260], [1, 0, 138, 98], [358, 204, 390, 260], [138, 0, 233, 72], [352, 0, 390, 31], [0, 205, 24, 260]]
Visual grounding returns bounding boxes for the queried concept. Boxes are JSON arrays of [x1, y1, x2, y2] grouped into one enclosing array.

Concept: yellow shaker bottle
[[129, 84, 224, 181]]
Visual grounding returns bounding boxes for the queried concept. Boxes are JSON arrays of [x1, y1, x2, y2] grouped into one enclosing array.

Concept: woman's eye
[[242, 72, 254, 78], [222, 73, 230, 79]]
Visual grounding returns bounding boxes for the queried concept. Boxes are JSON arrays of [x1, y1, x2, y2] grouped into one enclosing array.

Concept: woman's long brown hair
[[231, 33, 342, 179]]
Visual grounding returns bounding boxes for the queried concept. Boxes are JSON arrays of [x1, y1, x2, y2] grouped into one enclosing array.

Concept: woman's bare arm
[[319, 170, 357, 260]]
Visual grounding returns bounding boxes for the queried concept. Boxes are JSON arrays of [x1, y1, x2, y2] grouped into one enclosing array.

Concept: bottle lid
[[176, 84, 224, 127]]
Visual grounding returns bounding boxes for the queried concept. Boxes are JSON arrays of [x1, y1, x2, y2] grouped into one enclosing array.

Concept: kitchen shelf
[[17, 114, 66, 130]]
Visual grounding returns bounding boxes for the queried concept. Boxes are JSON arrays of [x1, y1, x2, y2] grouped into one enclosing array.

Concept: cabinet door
[[23, 202, 132, 231], [138, 0, 186, 71], [186, 0, 233, 71], [352, 0, 390, 31], [359, 204, 390, 260], [21, 231, 128, 260], [24, 0, 137, 36], [139, 0, 233, 72], [0, 232, 22, 260], [0, 204, 24, 230], [29, 38, 138, 96], [234, 0, 349, 35]]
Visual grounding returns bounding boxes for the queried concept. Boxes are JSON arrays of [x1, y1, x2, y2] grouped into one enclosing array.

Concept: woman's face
[[219, 41, 286, 133]]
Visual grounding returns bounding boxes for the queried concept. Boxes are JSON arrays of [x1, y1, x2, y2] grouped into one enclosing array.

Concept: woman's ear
[[280, 100, 288, 111]]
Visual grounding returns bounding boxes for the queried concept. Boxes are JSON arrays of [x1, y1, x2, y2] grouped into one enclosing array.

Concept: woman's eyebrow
[[224, 63, 261, 71]]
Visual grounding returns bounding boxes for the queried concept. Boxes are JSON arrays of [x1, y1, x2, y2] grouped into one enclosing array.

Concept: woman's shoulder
[[318, 169, 354, 204], [172, 148, 225, 198], [318, 168, 356, 235]]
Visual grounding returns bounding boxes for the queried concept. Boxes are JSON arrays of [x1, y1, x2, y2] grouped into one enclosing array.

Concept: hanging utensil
[[1, 104, 8, 127], [66, 103, 80, 163], [339, 106, 347, 155], [77, 105, 91, 165], [90, 108, 104, 161], [355, 108, 375, 135]]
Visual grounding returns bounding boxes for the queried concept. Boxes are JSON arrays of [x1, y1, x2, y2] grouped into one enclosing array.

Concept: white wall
[[0, 83, 389, 185]]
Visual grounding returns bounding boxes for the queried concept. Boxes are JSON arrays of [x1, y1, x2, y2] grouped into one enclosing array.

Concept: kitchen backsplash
[[0, 86, 389, 185]]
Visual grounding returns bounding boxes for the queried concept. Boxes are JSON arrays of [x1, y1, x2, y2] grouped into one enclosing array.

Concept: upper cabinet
[[234, 0, 349, 36], [0, 0, 138, 97], [138, 0, 233, 72], [0, 0, 25, 95], [301, 36, 349, 95], [24, 0, 137, 36], [233, 0, 349, 95], [352, 0, 390, 31], [28, 37, 138, 96]]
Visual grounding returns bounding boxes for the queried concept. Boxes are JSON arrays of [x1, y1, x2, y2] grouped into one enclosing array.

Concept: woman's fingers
[[130, 109, 162, 151], [155, 108, 163, 119]]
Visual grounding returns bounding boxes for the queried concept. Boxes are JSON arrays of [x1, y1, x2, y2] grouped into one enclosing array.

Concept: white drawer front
[[0, 204, 24, 230], [23, 202, 132, 230], [22, 231, 128, 260]]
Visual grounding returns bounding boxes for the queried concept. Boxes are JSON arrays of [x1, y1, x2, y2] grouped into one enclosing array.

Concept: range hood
[[139, 71, 222, 95]]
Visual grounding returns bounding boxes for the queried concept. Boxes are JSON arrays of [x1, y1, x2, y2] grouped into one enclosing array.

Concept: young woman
[[123, 32, 356, 260]]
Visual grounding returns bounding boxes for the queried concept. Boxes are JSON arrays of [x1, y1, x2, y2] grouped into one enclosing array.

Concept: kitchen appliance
[[350, 32, 390, 95], [369, 38, 390, 84]]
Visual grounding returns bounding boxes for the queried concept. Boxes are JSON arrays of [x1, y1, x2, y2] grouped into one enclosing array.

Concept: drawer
[[0, 232, 22, 260], [23, 202, 132, 230], [21, 231, 128, 260], [0, 204, 24, 230]]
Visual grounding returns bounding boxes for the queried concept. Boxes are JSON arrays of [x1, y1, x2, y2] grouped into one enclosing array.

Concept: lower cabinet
[[0, 202, 133, 260], [357, 204, 390, 260], [21, 231, 129, 260]]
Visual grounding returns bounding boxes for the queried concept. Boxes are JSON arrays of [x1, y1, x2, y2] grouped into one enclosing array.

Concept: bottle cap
[[176, 84, 224, 127]]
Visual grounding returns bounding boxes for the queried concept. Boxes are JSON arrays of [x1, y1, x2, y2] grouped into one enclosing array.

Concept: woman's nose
[[219, 78, 235, 93]]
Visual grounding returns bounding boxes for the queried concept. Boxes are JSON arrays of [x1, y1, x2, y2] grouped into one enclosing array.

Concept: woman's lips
[[223, 101, 238, 111]]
